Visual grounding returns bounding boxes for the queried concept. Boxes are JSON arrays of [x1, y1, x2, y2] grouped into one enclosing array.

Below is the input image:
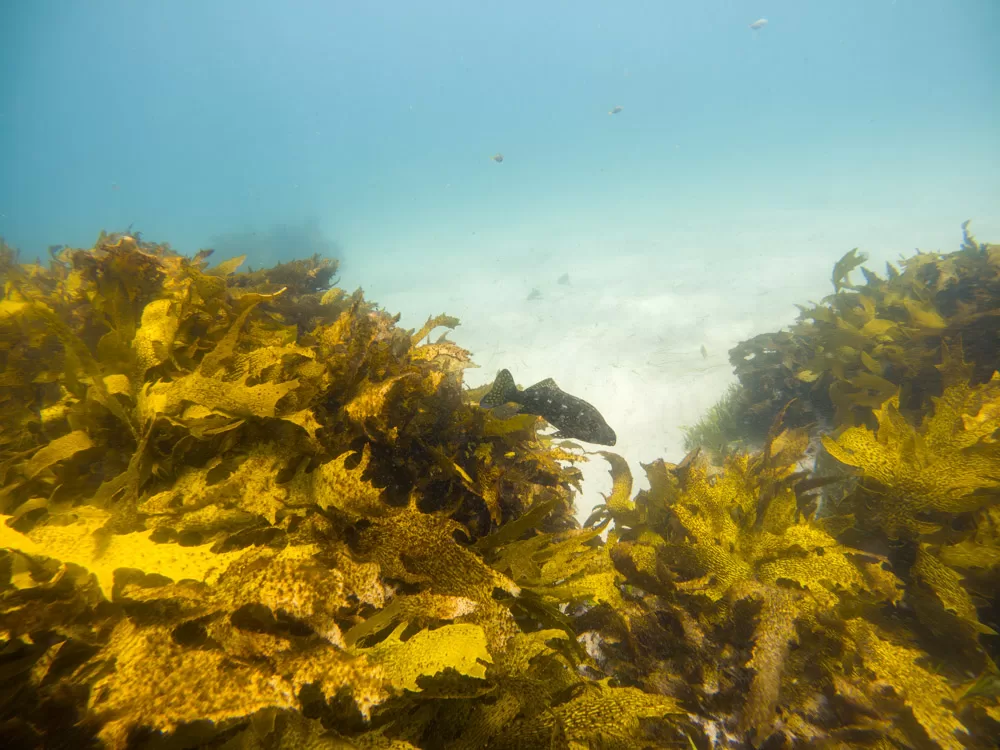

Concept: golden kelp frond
[[623, 439, 889, 610], [343, 591, 478, 648], [298, 442, 391, 519], [0, 507, 246, 600], [591, 450, 635, 523], [89, 618, 384, 749], [463, 416, 584, 533], [910, 545, 996, 640], [141, 441, 305, 532], [831, 246, 869, 292], [845, 618, 968, 750], [226, 254, 342, 334], [489, 680, 683, 750], [822, 376, 1000, 539], [352, 502, 524, 654], [410, 312, 460, 346], [728, 223, 1000, 439], [729, 581, 800, 742], [936, 509, 1000, 630], [527, 529, 626, 612], [357, 502, 517, 598], [419, 628, 579, 750], [359, 622, 492, 693], [1, 514, 388, 746], [608, 418, 884, 606]]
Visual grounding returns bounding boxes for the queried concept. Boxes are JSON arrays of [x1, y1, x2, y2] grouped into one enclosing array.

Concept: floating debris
[[526, 288, 542, 301], [491, 153, 504, 163], [749, 18, 768, 30], [700, 344, 708, 359], [557, 273, 570, 285], [480, 368, 617, 445], [608, 105, 623, 115]]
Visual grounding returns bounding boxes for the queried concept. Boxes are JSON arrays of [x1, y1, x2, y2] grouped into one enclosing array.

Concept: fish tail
[[480, 368, 518, 408]]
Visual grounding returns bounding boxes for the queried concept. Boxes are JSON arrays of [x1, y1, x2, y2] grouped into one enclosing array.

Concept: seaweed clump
[[0, 232, 687, 748], [656, 223, 1000, 746], [2, 223, 999, 749], [726, 222, 1000, 438], [595, 383, 999, 747]]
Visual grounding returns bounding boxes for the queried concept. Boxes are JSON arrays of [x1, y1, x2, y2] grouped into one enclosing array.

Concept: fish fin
[[480, 368, 518, 408], [526, 377, 558, 391]]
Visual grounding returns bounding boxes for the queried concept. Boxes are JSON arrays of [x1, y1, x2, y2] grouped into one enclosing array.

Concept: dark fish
[[608, 105, 623, 115], [491, 153, 504, 163], [480, 369, 617, 446]]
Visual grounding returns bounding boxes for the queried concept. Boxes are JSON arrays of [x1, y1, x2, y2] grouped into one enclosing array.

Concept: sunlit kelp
[[820, 348, 1000, 671], [2, 225, 999, 749], [655, 225, 1000, 747], [591, 420, 904, 746], [1, 233, 692, 748], [597, 407, 998, 747]]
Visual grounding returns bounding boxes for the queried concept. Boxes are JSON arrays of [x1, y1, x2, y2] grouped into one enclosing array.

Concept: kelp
[[3, 224, 1000, 749], [592, 417, 913, 747], [818, 350, 1000, 675], [659, 224, 1000, 747], [0, 232, 684, 749], [821, 345, 1000, 541], [597, 406, 998, 748], [726, 222, 1000, 438]]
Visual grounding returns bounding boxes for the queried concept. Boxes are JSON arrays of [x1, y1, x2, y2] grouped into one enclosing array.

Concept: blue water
[[2, 0, 997, 269]]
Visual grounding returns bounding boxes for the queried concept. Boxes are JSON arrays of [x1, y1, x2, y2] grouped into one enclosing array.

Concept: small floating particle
[[557, 273, 570, 285], [608, 105, 623, 115], [491, 153, 504, 163], [527, 288, 542, 301], [749, 18, 767, 30], [700, 344, 708, 359]]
